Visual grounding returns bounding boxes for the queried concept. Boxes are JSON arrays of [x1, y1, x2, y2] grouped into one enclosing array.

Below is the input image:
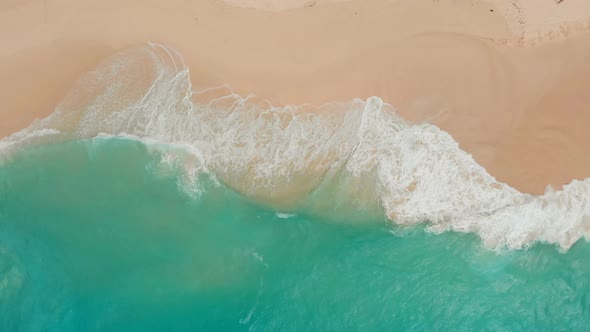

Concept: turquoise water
[[0, 138, 589, 331]]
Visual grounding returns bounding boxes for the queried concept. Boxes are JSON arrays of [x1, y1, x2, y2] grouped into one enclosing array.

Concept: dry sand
[[0, 0, 589, 194]]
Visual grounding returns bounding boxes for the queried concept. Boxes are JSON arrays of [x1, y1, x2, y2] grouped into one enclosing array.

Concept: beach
[[1, 0, 590, 195]]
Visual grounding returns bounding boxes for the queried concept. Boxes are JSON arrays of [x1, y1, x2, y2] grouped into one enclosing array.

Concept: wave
[[1, 42, 589, 250]]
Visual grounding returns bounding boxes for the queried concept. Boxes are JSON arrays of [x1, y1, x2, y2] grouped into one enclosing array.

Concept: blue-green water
[[0, 138, 589, 331]]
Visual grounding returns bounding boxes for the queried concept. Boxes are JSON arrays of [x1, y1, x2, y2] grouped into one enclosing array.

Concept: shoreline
[[1, 0, 590, 195]]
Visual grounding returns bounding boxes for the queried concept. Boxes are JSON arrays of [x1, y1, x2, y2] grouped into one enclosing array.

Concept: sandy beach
[[1, 0, 590, 195]]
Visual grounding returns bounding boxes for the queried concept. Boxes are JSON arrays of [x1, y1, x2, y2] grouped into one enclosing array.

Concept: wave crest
[[2, 43, 589, 250]]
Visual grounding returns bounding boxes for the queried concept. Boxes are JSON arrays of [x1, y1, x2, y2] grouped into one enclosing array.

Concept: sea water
[[1, 138, 589, 331], [1, 43, 589, 330]]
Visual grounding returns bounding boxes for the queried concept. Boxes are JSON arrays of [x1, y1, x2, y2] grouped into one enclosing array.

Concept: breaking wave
[[1, 43, 589, 250]]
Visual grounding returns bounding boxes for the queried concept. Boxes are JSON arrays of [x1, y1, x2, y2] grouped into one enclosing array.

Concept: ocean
[[0, 43, 589, 330]]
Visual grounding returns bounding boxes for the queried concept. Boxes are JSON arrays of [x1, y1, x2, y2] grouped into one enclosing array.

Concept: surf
[[1, 42, 589, 250]]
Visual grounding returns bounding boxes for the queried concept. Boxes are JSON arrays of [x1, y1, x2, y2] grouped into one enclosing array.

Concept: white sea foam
[[1, 43, 589, 250], [0, 127, 62, 163], [275, 213, 297, 219]]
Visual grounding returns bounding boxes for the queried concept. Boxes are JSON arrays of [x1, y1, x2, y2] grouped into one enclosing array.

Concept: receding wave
[[1, 43, 589, 250]]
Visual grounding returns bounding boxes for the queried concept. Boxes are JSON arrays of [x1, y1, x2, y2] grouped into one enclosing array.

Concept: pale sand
[[1, 0, 589, 194]]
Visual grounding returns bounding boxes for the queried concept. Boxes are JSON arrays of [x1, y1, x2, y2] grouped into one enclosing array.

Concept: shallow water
[[0, 138, 589, 331]]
